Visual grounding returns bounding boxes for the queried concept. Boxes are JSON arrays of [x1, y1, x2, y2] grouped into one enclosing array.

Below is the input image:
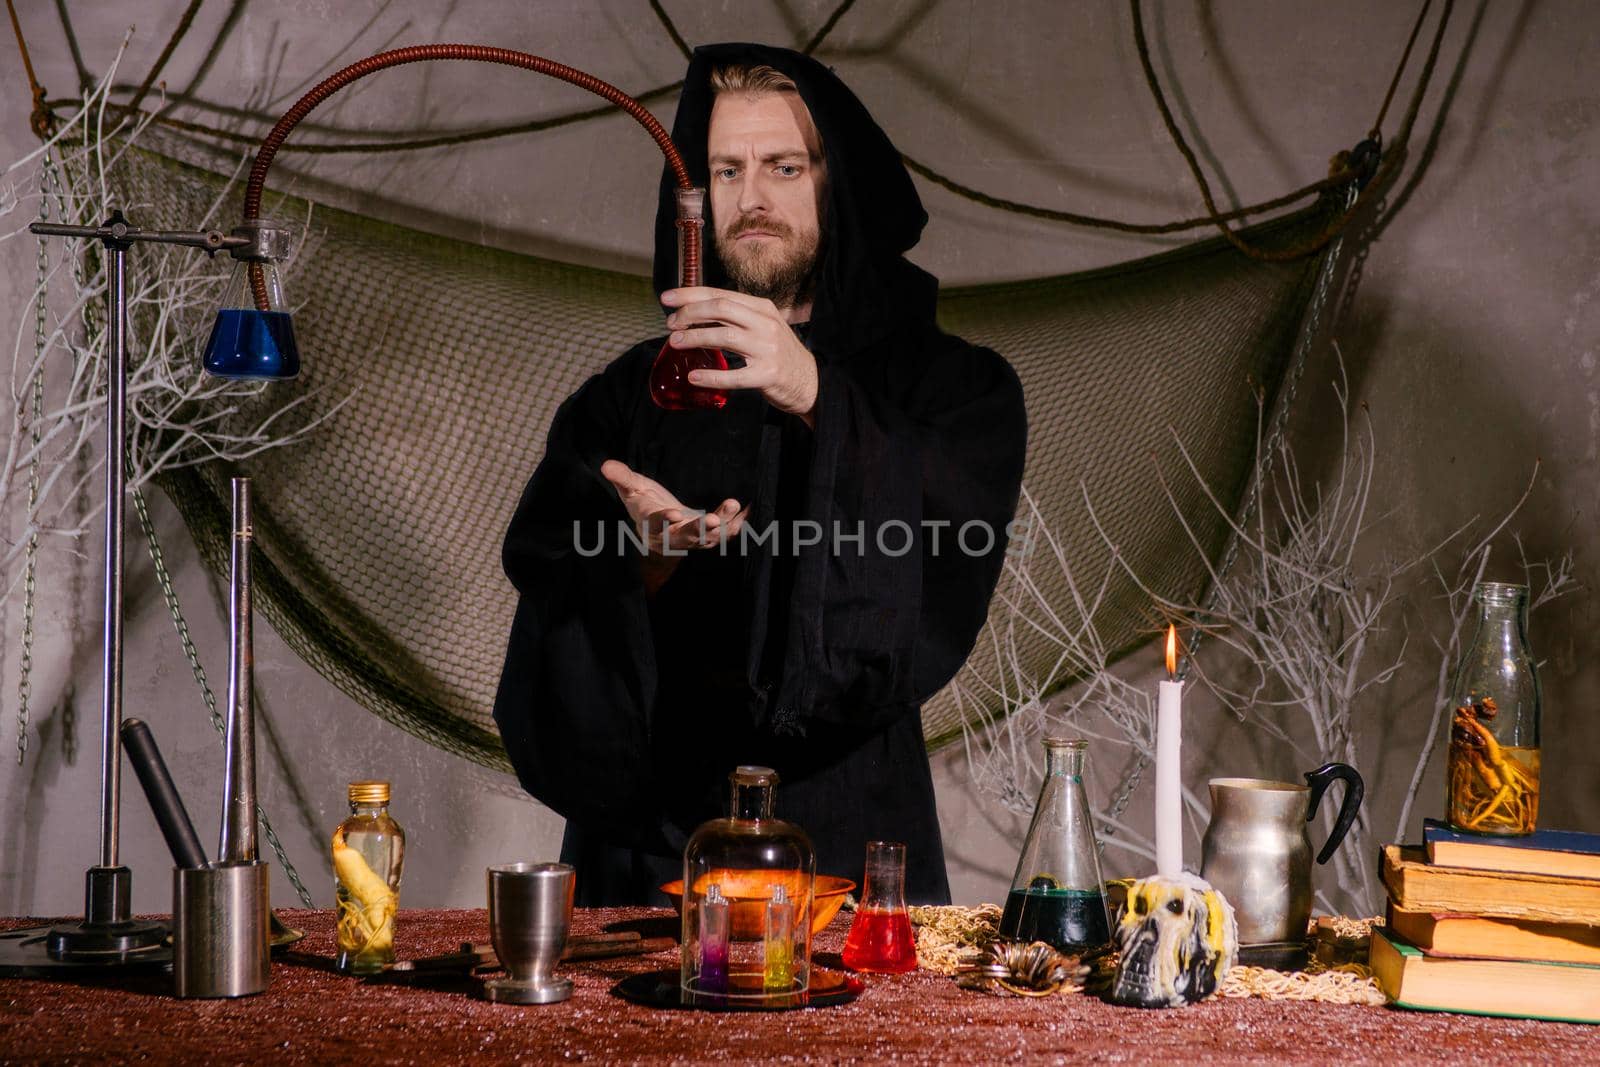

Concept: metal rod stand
[[0, 212, 249, 976]]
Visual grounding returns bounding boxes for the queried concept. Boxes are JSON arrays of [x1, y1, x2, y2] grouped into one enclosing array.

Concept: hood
[[653, 42, 938, 358]]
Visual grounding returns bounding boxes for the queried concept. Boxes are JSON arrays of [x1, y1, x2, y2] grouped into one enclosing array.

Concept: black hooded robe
[[493, 43, 1027, 906]]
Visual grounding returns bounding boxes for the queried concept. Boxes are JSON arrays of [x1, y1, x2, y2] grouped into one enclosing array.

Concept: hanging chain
[[1104, 752, 1148, 827], [15, 148, 54, 766], [132, 481, 315, 907]]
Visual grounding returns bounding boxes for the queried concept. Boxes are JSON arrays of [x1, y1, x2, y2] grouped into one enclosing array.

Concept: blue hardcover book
[[1424, 818, 1600, 881]]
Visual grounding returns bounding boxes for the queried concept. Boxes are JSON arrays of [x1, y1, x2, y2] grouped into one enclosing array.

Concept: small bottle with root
[[1446, 582, 1541, 836]]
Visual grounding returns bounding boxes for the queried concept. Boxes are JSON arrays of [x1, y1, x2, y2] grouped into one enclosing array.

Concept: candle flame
[[1165, 624, 1178, 680]]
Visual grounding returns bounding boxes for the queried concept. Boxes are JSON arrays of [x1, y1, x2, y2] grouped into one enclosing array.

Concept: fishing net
[[112, 146, 1335, 771]]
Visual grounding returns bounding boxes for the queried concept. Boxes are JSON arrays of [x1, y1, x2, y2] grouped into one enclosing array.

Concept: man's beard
[[715, 216, 821, 309]]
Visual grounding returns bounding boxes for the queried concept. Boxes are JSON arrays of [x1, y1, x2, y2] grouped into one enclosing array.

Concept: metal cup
[[482, 862, 575, 1004], [173, 861, 270, 998]]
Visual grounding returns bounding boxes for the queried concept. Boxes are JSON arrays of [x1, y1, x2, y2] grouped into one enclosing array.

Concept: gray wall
[[2, 1, 1597, 916]]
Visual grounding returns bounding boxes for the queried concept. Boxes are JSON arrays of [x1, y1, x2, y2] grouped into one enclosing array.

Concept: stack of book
[[1370, 819, 1600, 1024]]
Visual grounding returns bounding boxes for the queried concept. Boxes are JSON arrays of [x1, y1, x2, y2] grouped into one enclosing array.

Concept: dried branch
[[961, 344, 1572, 916], [3, 45, 343, 585]]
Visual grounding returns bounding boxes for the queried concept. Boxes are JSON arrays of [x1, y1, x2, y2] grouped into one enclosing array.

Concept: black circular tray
[[612, 967, 865, 1011]]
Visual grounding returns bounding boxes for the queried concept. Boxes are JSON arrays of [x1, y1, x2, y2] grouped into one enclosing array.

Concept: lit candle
[[1156, 624, 1183, 878]]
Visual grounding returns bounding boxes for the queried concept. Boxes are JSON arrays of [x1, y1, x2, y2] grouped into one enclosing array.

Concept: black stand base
[[46, 917, 168, 961], [0, 923, 171, 978]]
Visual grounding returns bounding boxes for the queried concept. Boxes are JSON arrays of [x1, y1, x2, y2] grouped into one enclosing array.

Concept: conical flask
[[649, 187, 729, 410], [202, 219, 300, 380], [998, 737, 1111, 952]]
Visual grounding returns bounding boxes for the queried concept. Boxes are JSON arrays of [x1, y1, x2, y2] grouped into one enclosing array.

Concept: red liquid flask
[[649, 339, 728, 410], [650, 187, 730, 411], [841, 841, 919, 974]]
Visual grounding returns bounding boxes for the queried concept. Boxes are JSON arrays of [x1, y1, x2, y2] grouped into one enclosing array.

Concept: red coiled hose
[[245, 45, 696, 308]]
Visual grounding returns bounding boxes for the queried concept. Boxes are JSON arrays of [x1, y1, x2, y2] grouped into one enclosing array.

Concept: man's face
[[706, 91, 826, 310]]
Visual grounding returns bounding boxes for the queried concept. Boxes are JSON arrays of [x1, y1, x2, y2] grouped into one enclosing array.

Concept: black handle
[[1304, 762, 1364, 865], [121, 718, 209, 869]]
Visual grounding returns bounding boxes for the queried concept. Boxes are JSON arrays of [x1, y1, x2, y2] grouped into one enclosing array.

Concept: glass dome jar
[[680, 766, 815, 1006]]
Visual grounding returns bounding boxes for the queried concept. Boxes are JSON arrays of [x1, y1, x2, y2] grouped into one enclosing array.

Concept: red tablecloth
[[3, 908, 1596, 1064]]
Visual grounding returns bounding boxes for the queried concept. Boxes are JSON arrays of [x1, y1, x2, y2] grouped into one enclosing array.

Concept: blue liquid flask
[[203, 220, 301, 380]]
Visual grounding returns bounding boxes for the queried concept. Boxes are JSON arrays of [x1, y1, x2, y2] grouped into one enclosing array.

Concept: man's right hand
[[600, 460, 746, 594]]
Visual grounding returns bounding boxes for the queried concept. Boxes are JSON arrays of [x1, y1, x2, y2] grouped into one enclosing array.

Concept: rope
[[5, 0, 53, 138], [1131, 1, 1327, 261], [904, 153, 1353, 236], [649, 0, 693, 61], [42, 91, 1352, 236], [1372, 0, 1432, 139], [125, 0, 204, 114], [34, 0, 861, 157], [1130, 0, 1446, 260], [803, 0, 859, 55], [1378, 0, 1456, 169], [62, 81, 688, 155], [648, 0, 856, 58], [18, 0, 1430, 245]]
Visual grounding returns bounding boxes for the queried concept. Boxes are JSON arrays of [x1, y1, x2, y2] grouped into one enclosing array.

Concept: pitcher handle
[[1304, 762, 1364, 865]]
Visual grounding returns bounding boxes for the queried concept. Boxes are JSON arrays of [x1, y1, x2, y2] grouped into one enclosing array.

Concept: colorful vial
[[763, 883, 795, 992], [699, 882, 730, 994]]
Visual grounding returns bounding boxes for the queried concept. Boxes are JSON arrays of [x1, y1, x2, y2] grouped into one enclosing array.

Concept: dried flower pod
[[955, 939, 1089, 997]]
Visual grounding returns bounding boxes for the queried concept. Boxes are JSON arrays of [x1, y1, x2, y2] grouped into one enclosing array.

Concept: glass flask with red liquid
[[841, 841, 918, 974], [649, 187, 729, 410]]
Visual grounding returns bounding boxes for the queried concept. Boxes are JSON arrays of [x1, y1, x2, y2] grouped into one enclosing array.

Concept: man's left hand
[[661, 286, 818, 429]]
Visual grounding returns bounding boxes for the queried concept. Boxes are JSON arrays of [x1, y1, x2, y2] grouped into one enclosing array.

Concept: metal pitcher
[[1198, 763, 1363, 946]]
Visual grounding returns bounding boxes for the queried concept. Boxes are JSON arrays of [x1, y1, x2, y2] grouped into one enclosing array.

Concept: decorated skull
[[1109, 873, 1237, 1008]]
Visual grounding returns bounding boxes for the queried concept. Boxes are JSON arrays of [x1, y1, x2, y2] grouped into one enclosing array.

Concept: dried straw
[[913, 906, 1387, 1005]]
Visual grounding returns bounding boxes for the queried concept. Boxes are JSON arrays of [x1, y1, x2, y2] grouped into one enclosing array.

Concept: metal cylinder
[[218, 477, 257, 864], [97, 242, 128, 882], [173, 862, 270, 997]]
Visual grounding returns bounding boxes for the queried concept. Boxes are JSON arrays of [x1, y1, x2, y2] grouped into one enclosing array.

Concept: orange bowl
[[660, 872, 855, 938]]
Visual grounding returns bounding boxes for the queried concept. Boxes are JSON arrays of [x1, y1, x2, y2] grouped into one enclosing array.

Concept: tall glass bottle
[[1447, 582, 1542, 835], [999, 738, 1111, 952], [680, 766, 814, 1005], [648, 187, 730, 411], [332, 780, 406, 973]]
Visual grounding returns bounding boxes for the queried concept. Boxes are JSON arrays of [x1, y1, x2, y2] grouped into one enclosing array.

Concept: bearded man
[[494, 43, 1027, 906]]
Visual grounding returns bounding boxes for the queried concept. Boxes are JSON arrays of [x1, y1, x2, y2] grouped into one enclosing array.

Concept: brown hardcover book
[[1381, 844, 1600, 924], [1387, 903, 1600, 965], [1369, 928, 1600, 1024]]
